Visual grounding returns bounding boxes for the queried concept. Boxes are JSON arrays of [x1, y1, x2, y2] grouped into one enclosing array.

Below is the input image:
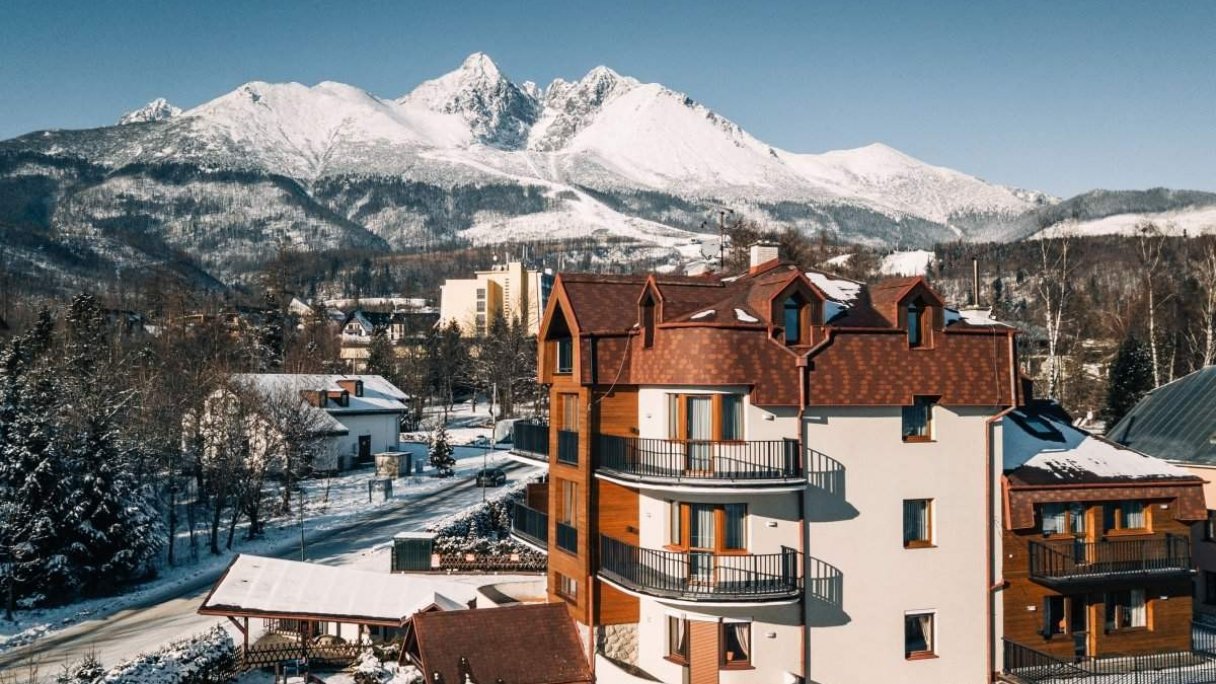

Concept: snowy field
[[0, 402, 529, 662]]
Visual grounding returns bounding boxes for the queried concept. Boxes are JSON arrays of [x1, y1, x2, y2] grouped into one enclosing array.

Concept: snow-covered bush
[[353, 650, 389, 684], [425, 480, 544, 562], [56, 652, 105, 684], [95, 625, 234, 684]]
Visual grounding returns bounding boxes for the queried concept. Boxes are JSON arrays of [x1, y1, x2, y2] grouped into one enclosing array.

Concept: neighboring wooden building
[[1000, 401, 1205, 661]]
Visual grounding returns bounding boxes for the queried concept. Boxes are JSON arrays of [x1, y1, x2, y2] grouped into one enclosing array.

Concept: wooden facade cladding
[[1001, 492, 1198, 659]]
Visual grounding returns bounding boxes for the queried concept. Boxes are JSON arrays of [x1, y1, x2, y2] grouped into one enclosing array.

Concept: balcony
[[510, 421, 549, 464], [556, 430, 579, 466], [598, 535, 801, 603], [1028, 535, 1192, 588], [510, 501, 548, 550], [556, 521, 578, 554], [595, 435, 803, 488]]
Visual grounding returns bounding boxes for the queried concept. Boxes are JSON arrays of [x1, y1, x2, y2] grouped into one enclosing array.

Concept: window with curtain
[[721, 622, 751, 666], [903, 499, 932, 547], [555, 337, 573, 373], [666, 616, 688, 662], [689, 503, 716, 550], [556, 573, 577, 601], [1105, 590, 1148, 630], [1103, 501, 1148, 531], [1041, 503, 1066, 535], [724, 503, 747, 550], [559, 480, 577, 526], [669, 500, 682, 546], [667, 394, 680, 440], [561, 393, 579, 432], [686, 396, 713, 471], [901, 397, 935, 441], [904, 612, 935, 658]]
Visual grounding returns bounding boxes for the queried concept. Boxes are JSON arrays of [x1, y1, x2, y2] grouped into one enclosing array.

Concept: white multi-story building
[[511, 245, 1022, 683], [439, 261, 553, 336]]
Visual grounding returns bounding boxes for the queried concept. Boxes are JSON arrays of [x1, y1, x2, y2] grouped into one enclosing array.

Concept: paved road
[[0, 463, 532, 678]]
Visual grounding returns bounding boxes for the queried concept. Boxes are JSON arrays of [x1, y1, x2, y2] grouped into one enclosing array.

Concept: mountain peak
[[459, 52, 501, 79], [400, 52, 538, 149], [117, 97, 181, 125]]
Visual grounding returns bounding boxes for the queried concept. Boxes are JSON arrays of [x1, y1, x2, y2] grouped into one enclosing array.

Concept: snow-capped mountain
[[117, 98, 181, 124], [0, 52, 1074, 288]]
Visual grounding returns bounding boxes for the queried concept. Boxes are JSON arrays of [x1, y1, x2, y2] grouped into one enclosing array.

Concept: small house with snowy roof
[[1000, 399, 1205, 663]]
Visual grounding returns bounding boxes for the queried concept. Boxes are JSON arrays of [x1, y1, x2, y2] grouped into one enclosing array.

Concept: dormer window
[[556, 337, 573, 374], [907, 298, 927, 347], [783, 297, 802, 344], [641, 293, 656, 348]]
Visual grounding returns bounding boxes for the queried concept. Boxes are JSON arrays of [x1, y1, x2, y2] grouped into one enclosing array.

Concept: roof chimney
[[749, 241, 780, 270]]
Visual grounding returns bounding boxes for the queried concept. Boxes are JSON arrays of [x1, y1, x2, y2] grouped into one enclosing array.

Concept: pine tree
[[365, 329, 397, 383], [428, 425, 455, 477], [1103, 334, 1155, 427]]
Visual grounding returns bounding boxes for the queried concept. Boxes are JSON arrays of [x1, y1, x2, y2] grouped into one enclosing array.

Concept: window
[[1205, 572, 1216, 606], [1044, 596, 1067, 637], [641, 295, 656, 349], [901, 397, 935, 441], [667, 394, 680, 440], [1204, 510, 1216, 541], [721, 395, 744, 441], [666, 616, 688, 663], [1103, 501, 1147, 532], [904, 612, 935, 659], [556, 573, 577, 601], [1040, 502, 1086, 536], [560, 393, 579, 432], [669, 502, 748, 552], [783, 296, 802, 344], [903, 499, 933, 548], [1105, 590, 1146, 630], [907, 299, 926, 347], [721, 622, 752, 667], [555, 337, 573, 374], [559, 480, 577, 526]]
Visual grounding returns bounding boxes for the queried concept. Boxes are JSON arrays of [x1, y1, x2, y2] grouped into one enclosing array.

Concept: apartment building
[[510, 244, 1022, 684], [438, 261, 554, 336]]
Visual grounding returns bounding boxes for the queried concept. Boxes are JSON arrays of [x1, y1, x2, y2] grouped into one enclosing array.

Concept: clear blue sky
[[2, 0, 1213, 197]]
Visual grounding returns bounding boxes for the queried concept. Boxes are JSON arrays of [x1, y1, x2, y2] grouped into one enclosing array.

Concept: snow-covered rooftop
[[233, 373, 408, 415], [200, 555, 474, 625], [1003, 404, 1194, 485], [805, 270, 863, 306]]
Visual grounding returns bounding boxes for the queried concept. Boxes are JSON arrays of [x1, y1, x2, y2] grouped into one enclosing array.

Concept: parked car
[[475, 467, 507, 487]]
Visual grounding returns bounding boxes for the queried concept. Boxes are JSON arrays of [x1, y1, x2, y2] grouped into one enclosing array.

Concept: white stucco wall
[[636, 386, 799, 442], [805, 404, 997, 684], [1180, 462, 1216, 618], [331, 412, 402, 469]]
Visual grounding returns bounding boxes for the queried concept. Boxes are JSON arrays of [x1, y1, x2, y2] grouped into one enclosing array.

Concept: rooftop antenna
[[972, 258, 980, 307]]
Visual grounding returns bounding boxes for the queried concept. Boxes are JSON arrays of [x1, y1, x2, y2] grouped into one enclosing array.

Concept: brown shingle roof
[[558, 274, 649, 335], [413, 603, 593, 684]]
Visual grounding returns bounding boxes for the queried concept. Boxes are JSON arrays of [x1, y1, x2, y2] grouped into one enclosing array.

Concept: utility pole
[[298, 489, 306, 561], [483, 381, 496, 503]]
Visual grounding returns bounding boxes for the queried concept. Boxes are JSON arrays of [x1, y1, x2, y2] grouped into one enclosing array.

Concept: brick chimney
[[337, 378, 364, 397], [300, 389, 327, 408], [749, 241, 780, 271]]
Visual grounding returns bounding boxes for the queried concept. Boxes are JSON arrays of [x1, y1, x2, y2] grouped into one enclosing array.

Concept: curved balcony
[[595, 434, 803, 489], [598, 535, 801, 603]]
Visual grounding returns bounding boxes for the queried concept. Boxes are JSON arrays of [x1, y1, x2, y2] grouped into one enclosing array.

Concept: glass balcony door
[[686, 396, 713, 473]]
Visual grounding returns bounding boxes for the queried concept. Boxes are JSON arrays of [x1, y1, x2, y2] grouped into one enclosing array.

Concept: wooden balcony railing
[[595, 435, 802, 485], [598, 535, 801, 602], [510, 501, 548, 549], [556, 430, 579, 465], [511, 421, 549, 461], [1028, 535, 1192, 586]]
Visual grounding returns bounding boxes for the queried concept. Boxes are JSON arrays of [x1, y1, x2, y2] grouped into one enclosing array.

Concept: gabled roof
[[233, 373, 408, 420], [199, 555, 474, 626], [413, 603, 593, 684], [1004, 401, 1197, 486], [1108, 366, 1216, 466], [555, 274, 651, 335]]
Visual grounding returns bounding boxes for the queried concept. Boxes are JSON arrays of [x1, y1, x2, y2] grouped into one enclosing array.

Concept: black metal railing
[[557, 430, 579, 465], [806, 449, 845, 496], [598, 535, 800, 602], [1028, 535, 1191, 584], [595, 434, 802, 483], [1003, 631, 1216, 684], [511, 501, 549, 549], [556, 521, 578, 553], [512, 421, 549, 459]]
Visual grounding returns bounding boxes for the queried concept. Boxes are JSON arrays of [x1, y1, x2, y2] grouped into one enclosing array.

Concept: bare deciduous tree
[[1037, 230, 1077, 400]]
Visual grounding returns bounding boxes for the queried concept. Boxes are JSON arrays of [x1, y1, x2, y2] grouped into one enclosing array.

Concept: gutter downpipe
[[985, 331, 1019, 683], [796, 353, 810, 683]]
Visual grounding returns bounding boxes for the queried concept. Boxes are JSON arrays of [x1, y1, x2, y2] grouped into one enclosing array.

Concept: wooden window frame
[[555, 572, 578, 602], [904, 612, 937, 660], [667, 501, 748, 554], [901, 396, 937, 443], [554, 337, 574, 374], [558, 480, 577, 526], [720, 621, 753, 670], [666, 393, 747, 443], [1104, 589, 1149, 632], [906, 298, 929, 348], [1103, 500, 1151, 536], [559, 393, 580, 432], [665, 616, 689, 665], [903, 498, 934, 549], [1038, 502, 1088, 538]]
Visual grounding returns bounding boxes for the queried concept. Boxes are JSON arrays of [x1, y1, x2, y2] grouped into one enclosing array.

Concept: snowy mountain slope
[[1032, 205, 1216, 239], [118, 98, 181, 125]]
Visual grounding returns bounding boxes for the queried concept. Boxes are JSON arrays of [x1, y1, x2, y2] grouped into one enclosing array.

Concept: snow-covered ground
[[0, 401, 527, 662], [879, 249, 935, 276], [1031, 205, 1216, 239]]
